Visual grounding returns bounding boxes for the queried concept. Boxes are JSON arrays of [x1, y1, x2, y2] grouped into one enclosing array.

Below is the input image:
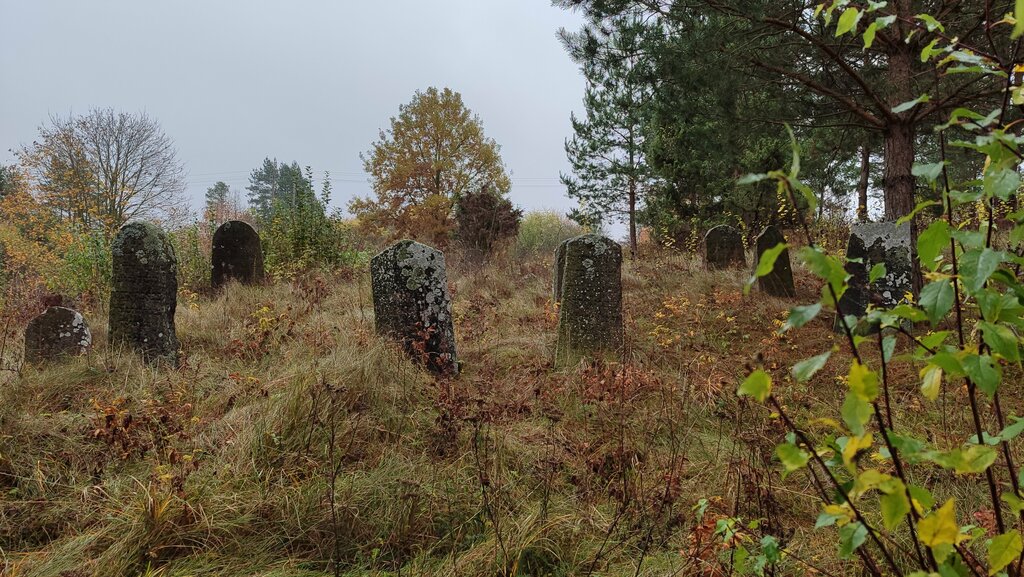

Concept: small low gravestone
[[835, 221, 913, 332], [371, 240, 458, 375], [755, 226, 795, 297], [109, 222, 179, 364], [212, 220, 264, 289], [705, 225, 746, 270], [24, 307, 92, 364], [555, 234, 623, 366], [553, 238, 570, 303]]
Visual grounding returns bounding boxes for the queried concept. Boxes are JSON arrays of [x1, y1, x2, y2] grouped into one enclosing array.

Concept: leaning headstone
[[555, 234, 623, 366], [553, 238, 570, 303], [371, 240, 458, 375], [755, 226, 795, 297], [705, 225, 746, 269], [109, 222, 179, 364], [835, 221, 913, 332], [212, 220, 264, 289], [24, 307, 92, 364]]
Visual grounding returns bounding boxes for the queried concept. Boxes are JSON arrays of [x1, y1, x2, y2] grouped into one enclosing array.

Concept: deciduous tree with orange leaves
[[350, 87, 512, 246]]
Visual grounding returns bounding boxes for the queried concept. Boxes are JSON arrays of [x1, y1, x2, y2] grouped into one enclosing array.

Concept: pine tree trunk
[[857, 144, 870, 223], [882, 122, 915, 221], [884, 0, 916, 222], [628, 179, 637, 261]]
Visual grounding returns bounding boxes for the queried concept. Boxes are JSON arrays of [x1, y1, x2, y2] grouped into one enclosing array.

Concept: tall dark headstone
[[212, 220, 264, 289], [555, 234, 623, 366], [24, 307, 92, 364], [109, 222, 179, 364], [755, 226, 795, 297], [371, 240, 458, 375], [835, 221, 913, 332], [705, 225, 746, 270], [553, 238, 570, 303]]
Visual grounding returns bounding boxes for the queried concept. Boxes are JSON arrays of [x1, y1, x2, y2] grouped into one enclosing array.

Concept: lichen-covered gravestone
[[755, 226, 795, 297], [835, 221, 913, 332], [24, 306, 92, 364], [555, 234, 623, 366], [371, 240, 458, 375], [553, 238, 570, 303], [211, 220, 264, 289], [705, 225, 747, 269], [109, 222, 179, 364]]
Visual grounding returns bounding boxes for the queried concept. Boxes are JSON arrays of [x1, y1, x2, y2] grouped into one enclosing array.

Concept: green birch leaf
[[880, 486, 911, 531], [782, 303, 822, 332], [917, 220, 950, 271], [892, 94, 930, 114], [836, 7, 862, 36], [838, 522, 868, 559], [988, 530, 1022, 575], [869, 263, 887, 283], [963, 354, 1001, 397], [920, 280, 954, 325], [793, 351, 832, 382], [980, 321, 1021, 362], [739, 370, 772, 403], [776, 443, 810, 477]]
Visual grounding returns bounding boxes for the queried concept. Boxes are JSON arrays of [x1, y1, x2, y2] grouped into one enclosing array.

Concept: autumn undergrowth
[[0, 240, 1003, 577]]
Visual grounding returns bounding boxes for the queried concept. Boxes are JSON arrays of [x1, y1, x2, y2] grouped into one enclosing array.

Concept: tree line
[[555, 0, 1017, 257]]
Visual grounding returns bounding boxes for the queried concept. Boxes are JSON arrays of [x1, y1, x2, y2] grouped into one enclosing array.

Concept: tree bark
[[883, 0, 916, 222], [882, 121, 916, 221], [857, 144, 870, 223], [628, 178, 637, 260]]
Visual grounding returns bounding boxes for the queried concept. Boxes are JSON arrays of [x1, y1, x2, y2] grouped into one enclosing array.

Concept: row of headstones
[[25, 220, 911, 368], [703, 221, 913, 320], [25, 221, 265, 364]]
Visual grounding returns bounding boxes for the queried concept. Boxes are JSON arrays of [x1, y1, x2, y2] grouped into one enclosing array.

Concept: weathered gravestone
[[834, 221, 913, 332], [212, 220, 264, 289], [553, 238, 570, 303], [24, 307, 92, 364], [755, 226, 795, 297], [705, 225, 746, 270], [555, 234, 623, 366], [371, 240, 458, 375], [109, 222, 179, 364]]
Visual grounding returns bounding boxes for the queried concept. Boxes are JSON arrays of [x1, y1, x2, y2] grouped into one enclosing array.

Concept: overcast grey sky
[[0, 1, 586, 220]]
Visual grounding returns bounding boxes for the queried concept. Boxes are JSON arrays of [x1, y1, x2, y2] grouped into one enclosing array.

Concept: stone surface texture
[[705, 225, 747, 269], [109, 222, 179, 364], [553, 238, 570, 303], [555, 234, 623, 366], [835, 221, 913, 330], [24, 306, 92, 364], [212, 220, 264, 288], [755, 226, 796, 297], [371, 240, 458, 375]]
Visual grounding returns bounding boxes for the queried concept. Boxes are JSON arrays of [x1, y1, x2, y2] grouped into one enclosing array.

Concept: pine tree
[[560, 12, 660, 259], [204, 181, 230, 222]]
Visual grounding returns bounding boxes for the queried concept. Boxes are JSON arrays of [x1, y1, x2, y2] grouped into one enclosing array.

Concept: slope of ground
[[0, 249, 1006, 576]]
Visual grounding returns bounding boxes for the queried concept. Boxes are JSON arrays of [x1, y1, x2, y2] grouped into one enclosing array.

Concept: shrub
[[515, 210, 587, 258], [453, 188, 522, 261]]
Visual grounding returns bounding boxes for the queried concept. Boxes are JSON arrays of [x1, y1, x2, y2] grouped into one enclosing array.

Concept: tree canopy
[[350, 87, 512, 246]]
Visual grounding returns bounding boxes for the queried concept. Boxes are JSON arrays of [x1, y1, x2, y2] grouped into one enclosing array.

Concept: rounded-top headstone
[[109, 222, 179, 364], [755, 226, 795, 297], [555, 234, 623, 366], [212, 220, 264, 289], [704, 225, 747, 270], [24, 306, 92, 364], [835, 221, 913, 332], [371, 240, 458, 375]]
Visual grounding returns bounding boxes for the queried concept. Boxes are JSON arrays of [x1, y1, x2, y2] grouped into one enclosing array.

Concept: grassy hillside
[[0, 247, 1004, 576]]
